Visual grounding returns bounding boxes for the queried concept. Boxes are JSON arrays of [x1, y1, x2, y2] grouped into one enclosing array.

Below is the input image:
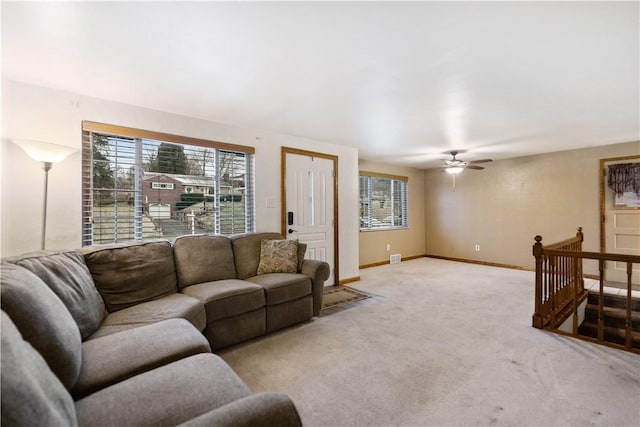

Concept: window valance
[[607, 162, 640, 195]]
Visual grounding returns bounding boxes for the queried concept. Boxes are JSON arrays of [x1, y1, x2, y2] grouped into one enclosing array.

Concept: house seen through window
[[359, 171, 408, 230], [82, 122, 255, 246]]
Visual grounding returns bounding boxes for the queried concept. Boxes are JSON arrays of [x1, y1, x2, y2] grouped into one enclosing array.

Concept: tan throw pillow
[[257, 239, 298, 275]]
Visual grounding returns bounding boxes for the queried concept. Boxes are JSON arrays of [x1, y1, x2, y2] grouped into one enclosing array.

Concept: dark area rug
[[321, 286, 371, 313]]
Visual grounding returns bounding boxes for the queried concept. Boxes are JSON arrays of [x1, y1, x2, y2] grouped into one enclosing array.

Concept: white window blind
[[82, 121, 255, 246], [359, 171, 408, 230]]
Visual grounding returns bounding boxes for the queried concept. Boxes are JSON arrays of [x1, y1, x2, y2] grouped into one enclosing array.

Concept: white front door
[[604, 161, 640, 285], [285, 152, 336, 286]]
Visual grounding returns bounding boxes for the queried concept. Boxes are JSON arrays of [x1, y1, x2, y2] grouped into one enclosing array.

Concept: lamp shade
[[445, 166, 464, 174], [14, 139, 78, 164]]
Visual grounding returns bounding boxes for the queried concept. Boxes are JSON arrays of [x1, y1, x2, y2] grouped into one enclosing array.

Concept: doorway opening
[[599, 154, 640, 286]]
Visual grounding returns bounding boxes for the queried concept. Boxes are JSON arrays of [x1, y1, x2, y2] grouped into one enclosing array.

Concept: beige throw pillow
[[257, 239, 298, 274]]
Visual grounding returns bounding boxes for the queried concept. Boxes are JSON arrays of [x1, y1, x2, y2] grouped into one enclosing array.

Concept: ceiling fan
[[442, 150, 492, 174]]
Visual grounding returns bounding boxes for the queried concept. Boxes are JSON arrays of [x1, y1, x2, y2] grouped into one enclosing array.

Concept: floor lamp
[[14, 139, 78, 250]]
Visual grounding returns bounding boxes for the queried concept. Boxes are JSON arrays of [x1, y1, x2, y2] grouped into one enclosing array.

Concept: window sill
[[360, 227, 409, 232]]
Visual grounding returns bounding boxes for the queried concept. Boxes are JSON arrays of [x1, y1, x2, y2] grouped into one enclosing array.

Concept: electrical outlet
[[386, 244, 391, 251], [475, 244, 480, 252]]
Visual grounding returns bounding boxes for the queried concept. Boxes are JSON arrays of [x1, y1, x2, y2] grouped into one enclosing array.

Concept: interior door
[[285, 152, 336, 286], [604, 160, 640, 285]]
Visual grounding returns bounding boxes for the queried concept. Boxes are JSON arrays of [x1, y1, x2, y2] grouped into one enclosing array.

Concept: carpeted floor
[[219, 258, 640, 427]]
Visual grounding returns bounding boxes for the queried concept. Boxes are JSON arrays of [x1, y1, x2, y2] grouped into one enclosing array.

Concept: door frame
[[281, 147, 339, 286], [599, 154, 640, 280]]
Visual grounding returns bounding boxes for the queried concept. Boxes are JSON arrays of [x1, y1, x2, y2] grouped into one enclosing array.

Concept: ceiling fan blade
[[466, 165, 485, 170], [468, 159, 492, 164]]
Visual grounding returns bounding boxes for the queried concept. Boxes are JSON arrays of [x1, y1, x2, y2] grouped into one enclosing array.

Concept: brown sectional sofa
[[1, 232, 330, 426]]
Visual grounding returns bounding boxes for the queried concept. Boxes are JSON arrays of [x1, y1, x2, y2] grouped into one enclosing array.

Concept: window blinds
[[359, 171, 408, 230], [82, 121, 255, 246]]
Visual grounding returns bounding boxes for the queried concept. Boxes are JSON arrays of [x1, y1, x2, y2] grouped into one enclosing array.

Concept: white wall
[[0, 79, 360, 281]]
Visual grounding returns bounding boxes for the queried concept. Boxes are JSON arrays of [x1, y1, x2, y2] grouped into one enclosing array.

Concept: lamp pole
[[41, 161, 52, 250], [14, 139, 78, 251]]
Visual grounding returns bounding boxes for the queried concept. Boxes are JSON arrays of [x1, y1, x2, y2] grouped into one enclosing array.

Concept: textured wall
[[424, 141, 639, 274]]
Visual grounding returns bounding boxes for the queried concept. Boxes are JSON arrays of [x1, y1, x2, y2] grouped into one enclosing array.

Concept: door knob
[[288, 228, 297, 234]]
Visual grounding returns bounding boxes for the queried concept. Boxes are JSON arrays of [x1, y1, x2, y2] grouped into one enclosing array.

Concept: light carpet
[[219, 258, 640, 427]]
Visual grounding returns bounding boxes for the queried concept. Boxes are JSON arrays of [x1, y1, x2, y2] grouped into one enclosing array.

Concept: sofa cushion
[[73, 319, 211, 399], [230, 232, 283, 279], [265, 296, 313, 333], [257, 239, 299, 275], [81, 240, 178, 312], [88, 293, 206, 339], [11, 251, 107, 340], [177, 392, 303, 427], [75, 354, 251, 427], [174, 235, 236, 289], [1, 311, 78, 427], [181, 279, 264, 322], [0, 263, 82, 390], [247, 273, 312, 305], [205, 308, 266, 350]]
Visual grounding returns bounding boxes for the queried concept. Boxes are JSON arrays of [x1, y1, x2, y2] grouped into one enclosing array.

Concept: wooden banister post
[[576, 226, 583, 244], [576, 226, 584, 290], [532, 235, 544, 328]]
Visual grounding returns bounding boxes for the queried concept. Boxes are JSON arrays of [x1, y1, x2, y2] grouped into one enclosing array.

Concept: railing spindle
[[598, 259, 605, 342], [550, 256, 557, 328], [572, 254, 579, 334], [543, 257, 549, 319], [626, 262, 633, 349]]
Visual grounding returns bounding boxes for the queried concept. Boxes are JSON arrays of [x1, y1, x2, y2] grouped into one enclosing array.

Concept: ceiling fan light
[[445, 166, 464, 174]]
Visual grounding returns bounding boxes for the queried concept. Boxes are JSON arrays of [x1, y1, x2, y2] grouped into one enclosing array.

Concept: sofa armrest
[[301, 259, 330, 316], [178, 392, 302, 427]]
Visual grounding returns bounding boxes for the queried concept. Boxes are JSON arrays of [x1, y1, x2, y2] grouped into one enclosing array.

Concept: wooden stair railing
[[532, 227, 587, 332], [532, 227, 640, 352]]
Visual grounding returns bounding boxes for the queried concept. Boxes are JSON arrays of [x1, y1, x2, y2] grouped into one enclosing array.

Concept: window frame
[[151, 182, 175, 190], [81, 121, 255, 246], [359, 171, 409, 231]]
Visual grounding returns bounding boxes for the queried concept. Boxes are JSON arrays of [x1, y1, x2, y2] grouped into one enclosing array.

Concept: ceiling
[[2, 1, 638, 169]]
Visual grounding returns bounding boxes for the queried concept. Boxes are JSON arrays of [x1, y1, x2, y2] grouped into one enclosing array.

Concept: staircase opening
[[578, 291, 640, 349]]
